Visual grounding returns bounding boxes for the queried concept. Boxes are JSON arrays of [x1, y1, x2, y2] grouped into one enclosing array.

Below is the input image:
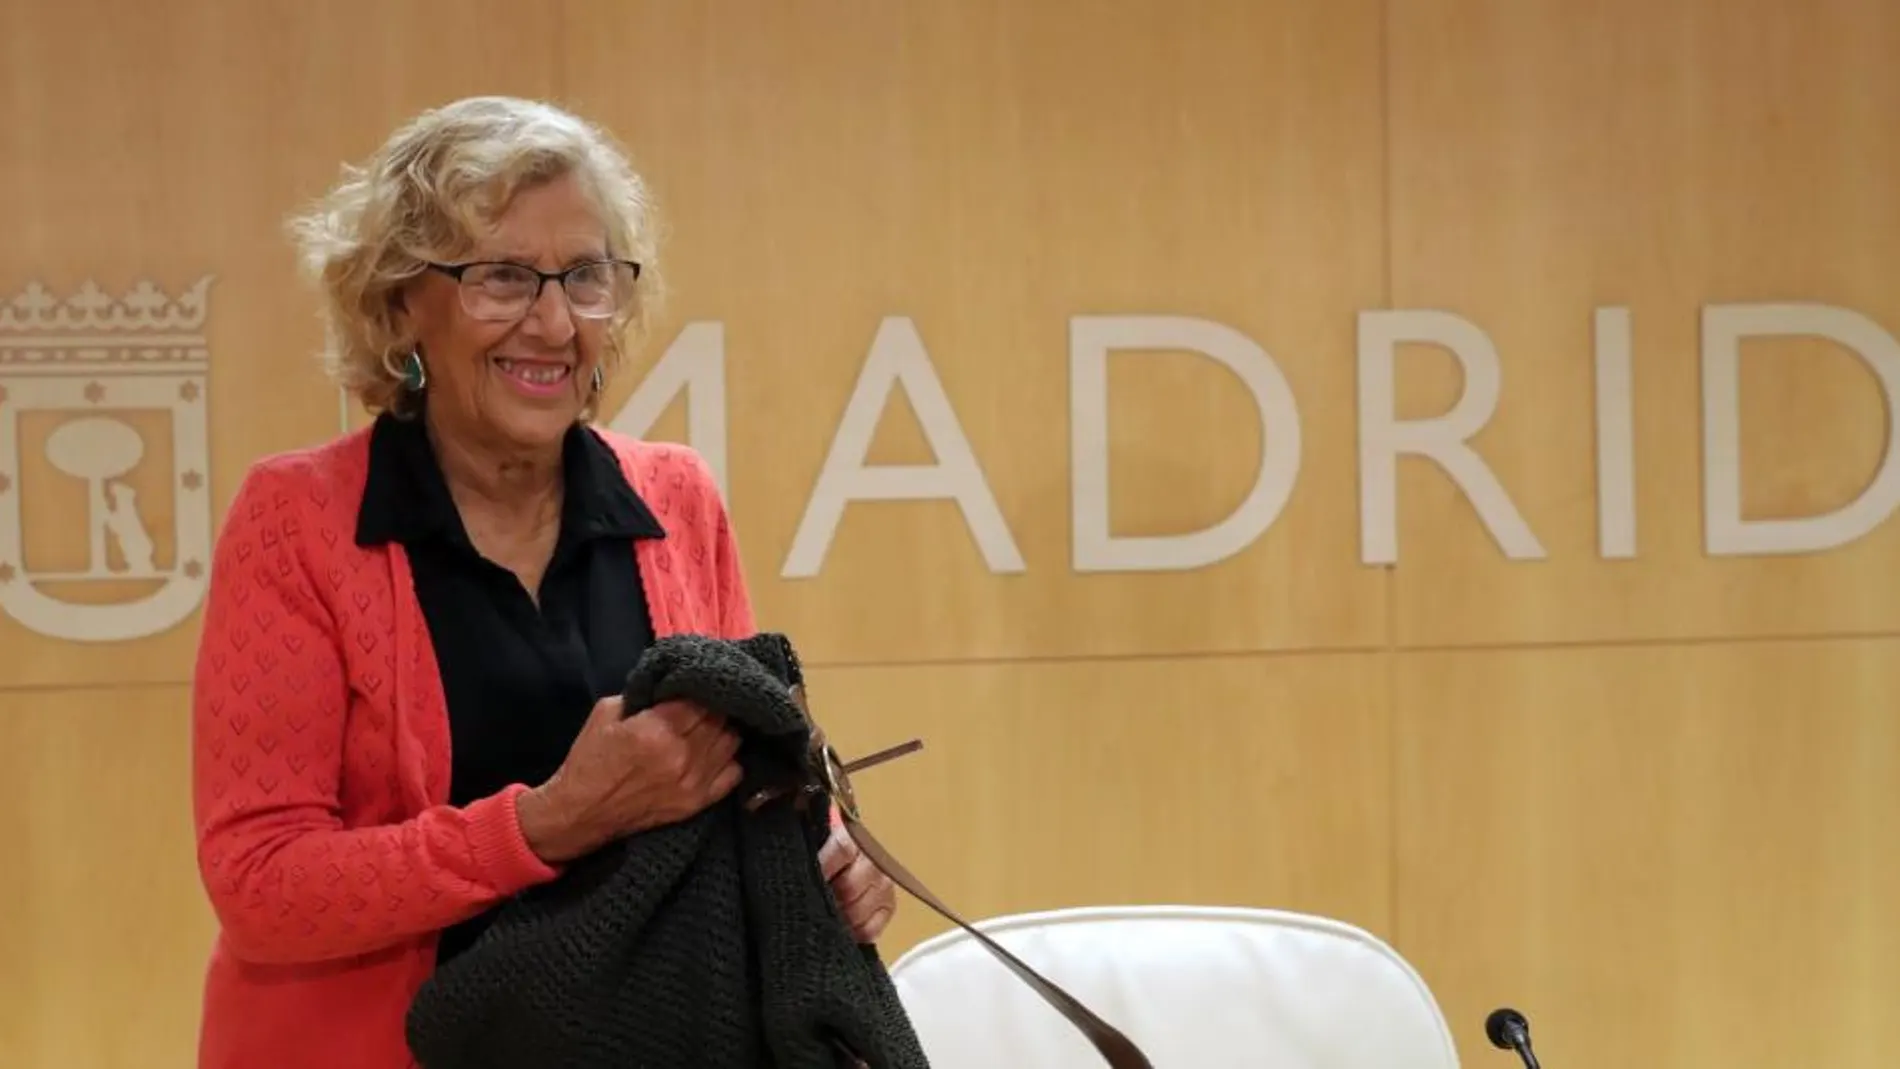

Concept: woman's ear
[[388, 284, 412, 332], [386, 284, 425, 358]]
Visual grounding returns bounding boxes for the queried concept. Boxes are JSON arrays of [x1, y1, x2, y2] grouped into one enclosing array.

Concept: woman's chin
[[473, 400, 585, 452]]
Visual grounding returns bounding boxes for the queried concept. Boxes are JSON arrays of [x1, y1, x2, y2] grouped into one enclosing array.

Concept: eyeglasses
[[426, 259, 641, 322]]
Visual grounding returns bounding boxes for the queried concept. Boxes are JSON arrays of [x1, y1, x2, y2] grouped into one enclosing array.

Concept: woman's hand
[[819, 822, 897, 944], [517, 696, 743, 864]]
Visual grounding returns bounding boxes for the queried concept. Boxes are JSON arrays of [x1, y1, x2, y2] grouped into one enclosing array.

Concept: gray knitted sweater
[[405, 632, 931, 1069]]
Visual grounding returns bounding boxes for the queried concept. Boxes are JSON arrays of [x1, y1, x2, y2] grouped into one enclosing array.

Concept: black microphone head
[[1485, 1007, 1529, 1049]]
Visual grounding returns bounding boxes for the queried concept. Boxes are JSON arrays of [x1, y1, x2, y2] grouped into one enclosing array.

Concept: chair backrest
[[886, 905, 1461, 1069]]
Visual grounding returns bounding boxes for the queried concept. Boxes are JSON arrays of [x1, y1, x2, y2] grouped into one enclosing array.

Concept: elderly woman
[[190, 96, 898, 1069]]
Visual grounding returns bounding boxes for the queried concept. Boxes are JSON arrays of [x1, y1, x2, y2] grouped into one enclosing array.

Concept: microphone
[[1484, 1007, 1542, 1069]]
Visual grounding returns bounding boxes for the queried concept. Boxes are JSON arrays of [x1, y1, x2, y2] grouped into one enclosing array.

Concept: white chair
[[887, 905, 1461, 1069]]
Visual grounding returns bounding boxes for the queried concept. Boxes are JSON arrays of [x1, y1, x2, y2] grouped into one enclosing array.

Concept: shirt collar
[[355, 410, 666, 549]]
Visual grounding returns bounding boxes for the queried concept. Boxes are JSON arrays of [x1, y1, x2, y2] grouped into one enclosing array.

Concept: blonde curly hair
[[287, 96, 663, 417]]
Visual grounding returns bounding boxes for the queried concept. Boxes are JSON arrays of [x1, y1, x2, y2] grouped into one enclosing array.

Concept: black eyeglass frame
[[424, 258, 643, 320]]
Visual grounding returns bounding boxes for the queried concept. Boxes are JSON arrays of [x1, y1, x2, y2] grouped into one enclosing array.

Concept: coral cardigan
[[190, 426, 756, 1069]]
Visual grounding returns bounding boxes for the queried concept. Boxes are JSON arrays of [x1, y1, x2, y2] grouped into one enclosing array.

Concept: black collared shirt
[[356, 410, 665, 964]]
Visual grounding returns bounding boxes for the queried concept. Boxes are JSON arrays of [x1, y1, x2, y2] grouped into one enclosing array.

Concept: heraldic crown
[[0, 276, 215, 362]]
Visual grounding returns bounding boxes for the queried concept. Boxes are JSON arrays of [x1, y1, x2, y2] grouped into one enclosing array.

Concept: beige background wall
[[2, 1, 1895, 1067]]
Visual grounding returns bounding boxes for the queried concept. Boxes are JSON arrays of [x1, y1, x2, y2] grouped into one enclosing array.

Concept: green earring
[[401, 350, 427, 391]]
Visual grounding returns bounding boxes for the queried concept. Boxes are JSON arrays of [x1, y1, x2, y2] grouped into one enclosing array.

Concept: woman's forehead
[[473, 175, 608, 252]]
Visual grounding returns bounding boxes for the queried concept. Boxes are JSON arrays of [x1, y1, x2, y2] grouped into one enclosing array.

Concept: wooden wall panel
[[1394, 640, 1900, 1068], [807, 652, 1394, 955], [1384, 0, 1900, 649], [566, 0, 1391, 664], [0, 686, 212, 1069], [0, 0, 562, 687]]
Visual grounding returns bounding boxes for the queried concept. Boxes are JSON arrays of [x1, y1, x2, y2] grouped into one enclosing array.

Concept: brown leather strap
[[840, 811, 1155, 1069], [748, 686, 1155, 1069]]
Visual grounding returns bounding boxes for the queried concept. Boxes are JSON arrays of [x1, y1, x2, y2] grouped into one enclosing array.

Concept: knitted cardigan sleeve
[[700, 451, 757, 642], [190, 460, 559, 966]]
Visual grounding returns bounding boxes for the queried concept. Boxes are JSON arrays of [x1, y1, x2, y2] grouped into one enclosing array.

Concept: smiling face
[[399, 170, 615, 455]]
